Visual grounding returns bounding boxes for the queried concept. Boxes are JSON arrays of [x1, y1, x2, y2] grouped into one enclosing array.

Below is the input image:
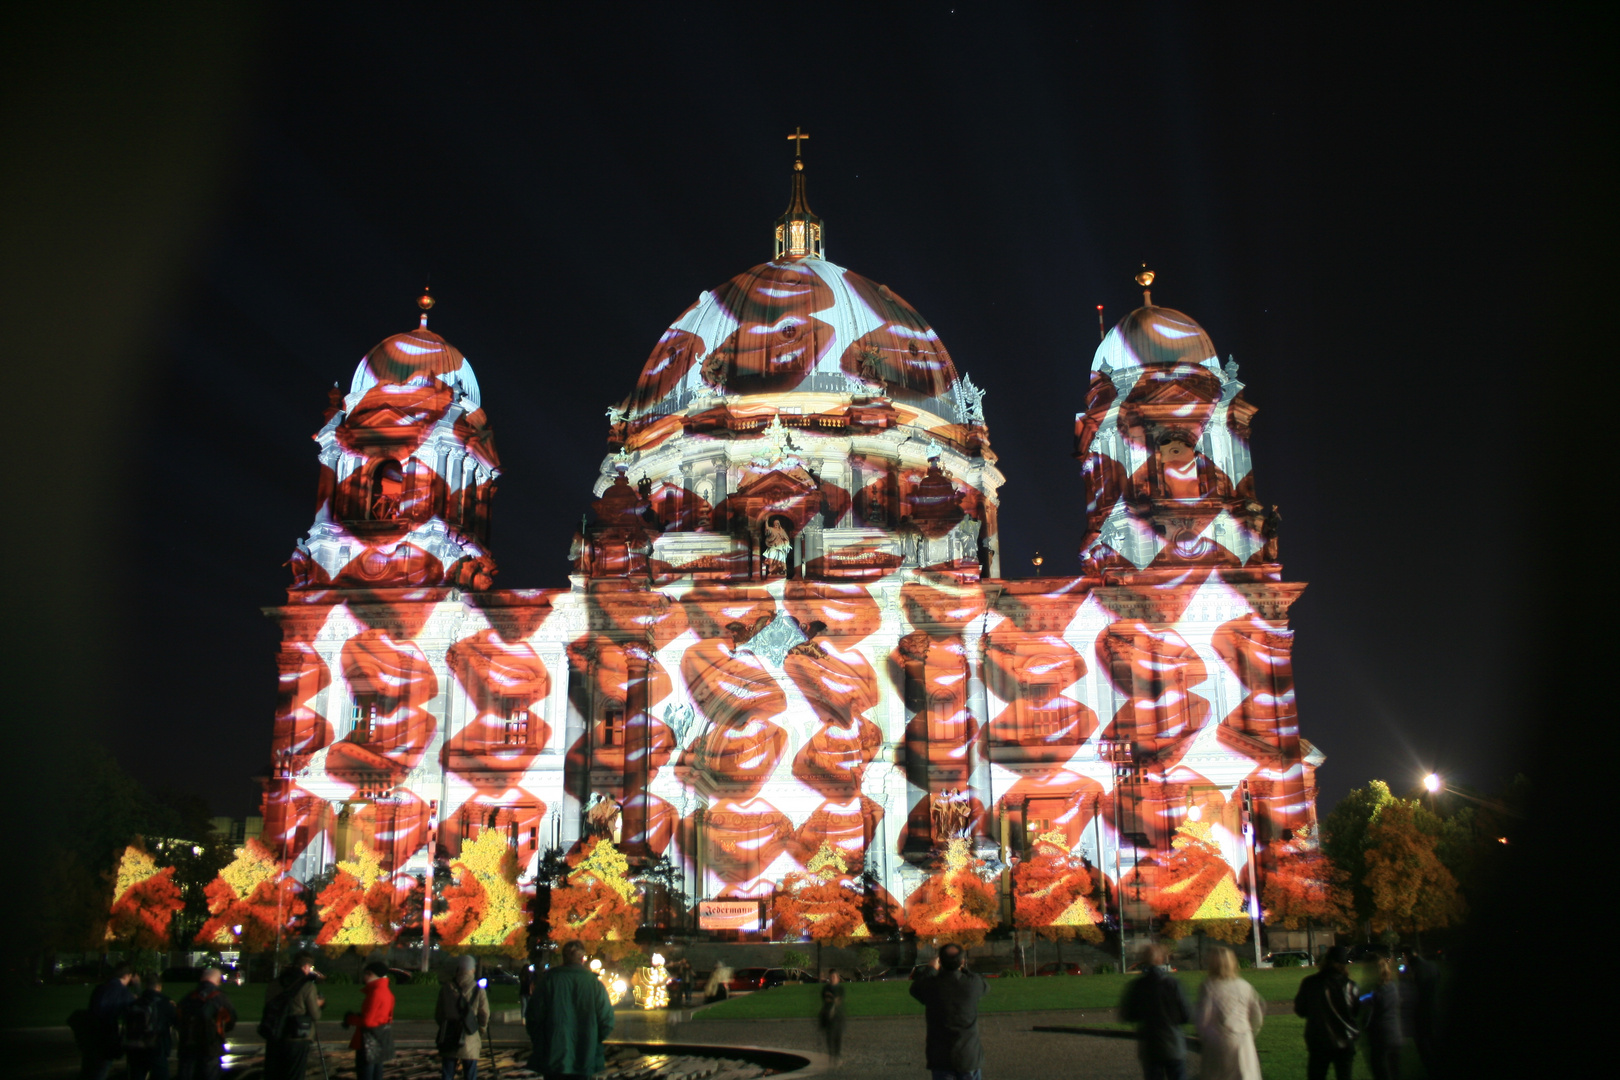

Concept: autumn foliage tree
[[1261, 825, 1351, 954], [315, 842, 410, 954], [904, 838, 999, 948], [198, 838, 305, 951], [772, 842, 870, 947], [1363, 800, 1465, 935], [433, 828, 529, 958], [1012, 831, 1103, 945], [1154, 820, 1250, 945], [547, 837, 640, 960], [105, 843, 186, 950]]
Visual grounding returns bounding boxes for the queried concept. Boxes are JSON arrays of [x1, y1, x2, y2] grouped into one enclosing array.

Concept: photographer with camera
[[262, 953, 324, 1080]]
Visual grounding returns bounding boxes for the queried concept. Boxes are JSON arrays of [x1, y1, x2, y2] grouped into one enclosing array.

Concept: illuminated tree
[[771, 842, 870, 947], [548, 837, 640, 960], [198, 838, 305, 951], [1154, 820, 1250, 945], [1320, 780, 1396, 925], [1012, 832, 1103, 945], [315, 842, 407, 954], [1363, 800, 1465, 935], [434, 828, 529, 958], [1261, 825, 1351, 955], [903, 838, 999, 948], [105, 843, 185, 950]]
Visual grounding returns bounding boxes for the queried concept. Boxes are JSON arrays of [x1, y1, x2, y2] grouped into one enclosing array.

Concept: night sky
[[7, 6, 1603, 819]]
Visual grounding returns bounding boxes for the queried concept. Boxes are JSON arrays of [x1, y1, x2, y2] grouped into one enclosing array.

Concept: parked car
[[725, 967, 773, 992], [1034, 962, 1084, 976], [484, 967, 520, 985], [161, 965, 245, 987], [1126, 961, 1178, 973], [385, 967, 416, 984], [1262, 950, 1312, 968]]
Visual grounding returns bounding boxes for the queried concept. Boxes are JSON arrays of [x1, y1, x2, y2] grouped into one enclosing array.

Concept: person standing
[[518, 963, 535, 1022], [1192, 947, 1264, 1080], [176, 968, 237, 1080], [343, 962, 396, 1080], [907, 944, 990, 1080], [263, 953, 324, 1080], [80, 964, 136, 1080], [818, 970, 847, 1065], [436, 955, 490, 1080], [1360, 957, 1403, 1080], [1118, 944, 1192, 1080], [1399, 947, 1440, 1077], [126, 972, 180, 1080], [1293, 946, 1359, 1080], [525, 941, 614, 1080]]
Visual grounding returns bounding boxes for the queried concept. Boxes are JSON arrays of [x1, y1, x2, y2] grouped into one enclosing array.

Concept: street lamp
[[1422, 773, 1442, 794]]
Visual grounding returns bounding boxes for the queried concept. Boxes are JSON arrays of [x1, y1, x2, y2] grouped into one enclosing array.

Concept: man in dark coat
[[176, 968, 237, 1080], [263, 953, 324, 1080], [526, 941, 616, 1080], [1293, 946, 1359, 1080], [1401, 947, 1441, 1076], [80, 963, 136, 1080], [126, 972, 180, 1080], [907, 944, 990, 1080], [1118, 944, 1192, 1080]]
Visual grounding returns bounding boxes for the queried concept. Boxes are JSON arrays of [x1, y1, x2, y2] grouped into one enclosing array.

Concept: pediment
[[734, 467, 818, 499]]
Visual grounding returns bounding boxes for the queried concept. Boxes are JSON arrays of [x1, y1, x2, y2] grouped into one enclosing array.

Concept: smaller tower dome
[[349, 297, 482, 405], [1091, 305, 1218, 373]]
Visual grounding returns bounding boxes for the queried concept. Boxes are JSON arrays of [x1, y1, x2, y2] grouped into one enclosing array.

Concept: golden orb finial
[[1135, 265, 1155, 306], [417, 286, 434, 328]]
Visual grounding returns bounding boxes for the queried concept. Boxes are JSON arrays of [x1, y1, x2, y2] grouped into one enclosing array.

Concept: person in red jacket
[[343, 963, 395, 1080]]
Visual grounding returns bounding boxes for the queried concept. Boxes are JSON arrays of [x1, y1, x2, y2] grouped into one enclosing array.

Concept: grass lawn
[[694, 968, 1315, 1021], [12, 983, 519, 1030]]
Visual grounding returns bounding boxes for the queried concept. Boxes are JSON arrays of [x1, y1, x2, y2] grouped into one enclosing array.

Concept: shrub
[[1095, 963, 1116, 975], [1003, 966, 1024, 977], [855, 946, 881, 974], [782, 948, 812, 971]]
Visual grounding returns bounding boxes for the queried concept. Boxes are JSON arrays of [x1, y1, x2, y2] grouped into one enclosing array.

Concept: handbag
[[361, 1023, 395, 1064]]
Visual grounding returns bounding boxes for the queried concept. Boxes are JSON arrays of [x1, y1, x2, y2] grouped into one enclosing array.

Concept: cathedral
[[263, 145, 1321, 938]]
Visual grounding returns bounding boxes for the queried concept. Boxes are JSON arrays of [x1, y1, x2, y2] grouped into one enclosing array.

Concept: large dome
[[1091, 305, 1219, 373], [626, 255, 960, 416]]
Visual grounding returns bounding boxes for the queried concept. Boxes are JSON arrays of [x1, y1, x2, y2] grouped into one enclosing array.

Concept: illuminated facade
[[262, 154, 1321, 933]]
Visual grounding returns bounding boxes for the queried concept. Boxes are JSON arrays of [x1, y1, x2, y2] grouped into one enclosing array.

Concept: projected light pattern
[[263, 200, 1318, 933]]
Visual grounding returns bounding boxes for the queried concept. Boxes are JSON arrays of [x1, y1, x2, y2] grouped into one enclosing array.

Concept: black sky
[[7, 5, 1604, 819]]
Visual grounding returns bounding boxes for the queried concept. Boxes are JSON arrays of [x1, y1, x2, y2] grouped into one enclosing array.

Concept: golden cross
[[787, 127, 809, 157]]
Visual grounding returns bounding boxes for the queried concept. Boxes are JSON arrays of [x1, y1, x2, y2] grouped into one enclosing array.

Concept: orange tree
[[1261, 825, 1351, 955], [772, 842, 870, 947], [433, 829, 529, 958], [1363, 800, 1465, 936], [198, 838, 305, 951], [106, 843, 185, 951], [315, 842, 410, 954], [548, 837, 640, 960], [903, 838, 999, 948], [1154, 819, 1250, 945], [1012, 831, 1104, 945]]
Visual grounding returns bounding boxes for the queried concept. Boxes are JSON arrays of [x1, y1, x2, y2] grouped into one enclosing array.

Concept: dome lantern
[[774, 127, 824, 260]]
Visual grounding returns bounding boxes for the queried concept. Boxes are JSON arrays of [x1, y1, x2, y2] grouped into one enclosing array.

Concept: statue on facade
[[762, 516, 792, 577], [584, 793, 622, 841]]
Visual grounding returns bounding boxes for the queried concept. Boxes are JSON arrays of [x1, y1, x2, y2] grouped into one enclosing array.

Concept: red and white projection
[[261, 162, 1320, 940]]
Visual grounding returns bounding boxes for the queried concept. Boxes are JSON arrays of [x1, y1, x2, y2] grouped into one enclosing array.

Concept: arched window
[[369, 460, 404, 520]]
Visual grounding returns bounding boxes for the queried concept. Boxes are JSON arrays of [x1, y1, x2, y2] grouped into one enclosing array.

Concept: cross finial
[[787, 126, 809, 161]]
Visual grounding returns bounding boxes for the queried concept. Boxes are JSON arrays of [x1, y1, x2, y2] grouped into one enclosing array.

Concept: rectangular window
[[603, 708, 625, 747], [351, 696, 378, 742], [503, 710, 530, 747]]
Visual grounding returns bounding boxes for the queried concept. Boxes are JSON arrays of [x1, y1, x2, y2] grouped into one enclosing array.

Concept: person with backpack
[[176, 968, 237, 1080], [343, 962, 396, 1080], [1118, 944, 1193, 1080], [262, 952, 325, 1080], [1293, 946, 1360, 1080], [435, 955, 490, 1080], [126, 972, 180, 1080], [78, 963, 136, 1080]]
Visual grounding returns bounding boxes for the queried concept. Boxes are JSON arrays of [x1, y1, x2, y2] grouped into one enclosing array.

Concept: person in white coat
[[1193, 946, 1266, 1080]]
